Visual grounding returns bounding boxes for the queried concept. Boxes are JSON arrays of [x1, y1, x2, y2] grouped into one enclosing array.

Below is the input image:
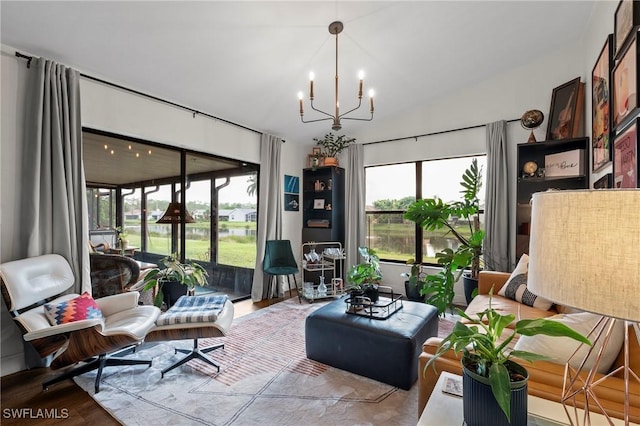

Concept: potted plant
[[313, 132, 356, 166], [115, 226, 129, 250], [142, 253, 208, 308], [404, 158, 484, 314], [400, 258, 427, 302], [346, 246, 382, 303], [426, 291, 591, 426]]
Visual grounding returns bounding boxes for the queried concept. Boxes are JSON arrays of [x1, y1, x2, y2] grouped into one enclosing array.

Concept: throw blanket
[[156, 294, 228, 326]]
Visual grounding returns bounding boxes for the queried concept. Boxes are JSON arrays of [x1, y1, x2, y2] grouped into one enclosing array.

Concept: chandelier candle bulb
[[309, 72, 314, 100], [298, 92, 304, 115], [369, 90, 375, 113], [358, 70, 364, 98]]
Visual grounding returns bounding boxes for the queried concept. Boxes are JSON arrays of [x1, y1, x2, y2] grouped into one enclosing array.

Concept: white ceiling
[[1, 1, 595, 145]]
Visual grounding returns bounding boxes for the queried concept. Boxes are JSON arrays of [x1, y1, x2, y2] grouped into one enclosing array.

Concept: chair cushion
[[156, 294, 228, 326], [498, 254, 553, 310], [43, 292, 104, 326]]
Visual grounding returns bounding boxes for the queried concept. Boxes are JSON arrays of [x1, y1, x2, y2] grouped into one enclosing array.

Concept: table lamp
[[528, 189, 640, 425]]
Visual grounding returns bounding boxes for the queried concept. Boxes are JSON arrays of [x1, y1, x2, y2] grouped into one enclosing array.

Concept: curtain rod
[[13, 51, 281, 141], [363, 118, 520, 146]]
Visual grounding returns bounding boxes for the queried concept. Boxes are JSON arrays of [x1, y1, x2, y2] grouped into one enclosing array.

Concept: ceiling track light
[[298, 21, 374, 131]]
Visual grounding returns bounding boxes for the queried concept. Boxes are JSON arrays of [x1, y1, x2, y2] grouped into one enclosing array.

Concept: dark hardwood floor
[[0, 295, 289, 425]]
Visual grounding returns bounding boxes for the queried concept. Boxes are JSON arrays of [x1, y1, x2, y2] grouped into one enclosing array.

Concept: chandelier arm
[[341, 114, 374, 123], [300, 116, 334, 124], [309, 99, 337, 119], [337, 98, 363, 119]]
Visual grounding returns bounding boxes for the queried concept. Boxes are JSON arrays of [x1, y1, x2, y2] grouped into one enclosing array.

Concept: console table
[[418, 372, 633, 425]]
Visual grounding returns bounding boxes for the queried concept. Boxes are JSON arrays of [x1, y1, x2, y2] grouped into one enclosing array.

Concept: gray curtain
[[20, 57, 90, 293], [484, 120, 512, 272], [344, 144, 366, 272], [251, 134, 283, 301]]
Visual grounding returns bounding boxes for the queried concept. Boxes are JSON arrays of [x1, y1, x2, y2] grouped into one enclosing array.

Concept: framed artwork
[[546, 77, 583, 141], [284, 175, 299, 211], [313, 199, 325, 209], [614, 0, 640, 58], [612, 30, 639, 130], [593, 173, 613, 189], [592, 35, 614, 172], [613, 118, 638, 188], [312, 147, 322, 155]]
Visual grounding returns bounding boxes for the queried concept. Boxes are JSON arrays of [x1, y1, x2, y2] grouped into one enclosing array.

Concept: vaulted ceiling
[[1, 1, 595, 145]]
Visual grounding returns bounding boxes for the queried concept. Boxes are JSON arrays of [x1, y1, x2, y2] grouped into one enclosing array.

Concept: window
[[365, 155, 486, 264]]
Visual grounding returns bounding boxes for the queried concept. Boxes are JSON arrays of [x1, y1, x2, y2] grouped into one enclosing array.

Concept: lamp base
[[561, 318, 639, 426]]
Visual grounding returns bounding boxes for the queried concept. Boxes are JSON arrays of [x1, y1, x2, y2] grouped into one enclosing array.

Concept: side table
[[417, 372, 633, 425]]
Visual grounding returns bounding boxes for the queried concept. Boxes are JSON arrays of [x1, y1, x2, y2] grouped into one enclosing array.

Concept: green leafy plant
[[426, 291, 591, 422], [313, 132, 356, 158], [142, 253, 208, 308], [404, 158, 484, 314], [346, 247, 381, 290]]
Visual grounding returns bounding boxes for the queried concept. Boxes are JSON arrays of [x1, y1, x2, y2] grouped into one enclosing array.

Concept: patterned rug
[[74, 298, 457, 426]]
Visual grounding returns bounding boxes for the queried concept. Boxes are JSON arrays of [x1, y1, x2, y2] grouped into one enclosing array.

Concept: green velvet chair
[[263, 240, 300, 303]]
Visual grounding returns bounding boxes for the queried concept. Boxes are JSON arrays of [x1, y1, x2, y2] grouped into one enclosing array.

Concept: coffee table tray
[[345, 291, 403, 320]]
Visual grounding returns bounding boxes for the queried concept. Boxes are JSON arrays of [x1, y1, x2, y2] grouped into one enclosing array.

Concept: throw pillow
[[513, 312, 625, 374], [43, 292, 104, 326], [498, 254, 553, 310]]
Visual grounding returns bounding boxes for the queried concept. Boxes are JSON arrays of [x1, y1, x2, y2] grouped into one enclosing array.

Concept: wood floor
[[0, 295, 290, 425]]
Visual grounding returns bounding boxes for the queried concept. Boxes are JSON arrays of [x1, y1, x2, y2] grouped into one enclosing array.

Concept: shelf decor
[[547, 77, 584, 141], [612, 29, 639, 131], [613, 118, 638, 188], [592, 34, 614, 172], [593, 173, 613, 189]]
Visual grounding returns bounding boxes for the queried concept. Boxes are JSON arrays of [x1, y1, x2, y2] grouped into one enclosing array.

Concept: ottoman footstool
[[305, 297, 438, 390]]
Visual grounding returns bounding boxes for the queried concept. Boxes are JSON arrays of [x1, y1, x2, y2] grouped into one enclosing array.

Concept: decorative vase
[[362, 283, 379, 303], [462, 359, 529, 426], [463, 273, 478, 305], [404, 280, 425, 302], [161, 279, 188, 308], [324, 156, 338, 166]]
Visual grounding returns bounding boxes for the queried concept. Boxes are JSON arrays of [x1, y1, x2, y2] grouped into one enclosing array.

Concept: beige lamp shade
[[156, 202, 195, 224], [527, 189, 640, 322]]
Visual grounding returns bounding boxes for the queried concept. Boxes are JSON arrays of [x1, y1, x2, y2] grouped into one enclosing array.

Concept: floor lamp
[[528, 189, 640, 425]]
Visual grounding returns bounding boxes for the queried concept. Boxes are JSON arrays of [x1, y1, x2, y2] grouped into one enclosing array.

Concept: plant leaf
[[489, 362, 511, 422]]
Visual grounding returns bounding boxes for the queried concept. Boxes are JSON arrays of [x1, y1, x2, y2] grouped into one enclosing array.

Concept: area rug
[[74, 298, 457, 426]]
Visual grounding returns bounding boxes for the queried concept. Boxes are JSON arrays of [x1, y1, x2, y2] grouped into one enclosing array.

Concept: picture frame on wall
[[283, 174, 300, 211], [613, 117, 638, 188], [612, 29, 639, 130], [592, 34, 614, 172], [313, 199, 325, 209], [614, 0, 640, 58], [593, 173, 613, 189], [546, 77, 584, 141]]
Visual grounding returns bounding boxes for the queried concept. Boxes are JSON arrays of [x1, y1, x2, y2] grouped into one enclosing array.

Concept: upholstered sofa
[[418, 270, 640, 423]]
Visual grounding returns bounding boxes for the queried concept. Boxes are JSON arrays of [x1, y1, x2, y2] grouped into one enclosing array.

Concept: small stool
[[144, 294, 234, 377], [305, 298, 438, 390]]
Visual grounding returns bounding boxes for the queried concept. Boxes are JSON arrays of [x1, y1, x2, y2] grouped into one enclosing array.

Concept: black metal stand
[[161, 338, 224, 378], [43, 350, 152, 393]]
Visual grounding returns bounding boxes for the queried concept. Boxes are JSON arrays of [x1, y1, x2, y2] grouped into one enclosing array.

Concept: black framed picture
[[612, 29, 639, 131], [592, 34, 614, 172], [546, 77, 583, 141], [614, 0, 640, 58], [593, 173, 613, 189]]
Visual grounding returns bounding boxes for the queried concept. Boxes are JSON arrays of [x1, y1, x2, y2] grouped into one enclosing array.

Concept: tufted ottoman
[[305, 297, 438, 390]]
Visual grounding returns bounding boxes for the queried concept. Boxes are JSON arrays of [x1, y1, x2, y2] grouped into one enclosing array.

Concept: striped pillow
[[498, 254, 553, 310], [44, 292, 104, 326]]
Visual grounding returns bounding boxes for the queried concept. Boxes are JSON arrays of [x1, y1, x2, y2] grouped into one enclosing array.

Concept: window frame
[[365, 154, 485, 266]]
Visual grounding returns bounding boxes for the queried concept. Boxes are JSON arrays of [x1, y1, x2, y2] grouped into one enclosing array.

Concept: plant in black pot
[[400, 258, 428, 302], [142, 253, 208, 309], [426, 291, 590, 426], [346, 247, 382, 304], [404, 158, 484, 313]]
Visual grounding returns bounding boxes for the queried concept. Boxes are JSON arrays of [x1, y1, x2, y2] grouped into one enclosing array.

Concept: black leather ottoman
[[305, 297, 438, 390]]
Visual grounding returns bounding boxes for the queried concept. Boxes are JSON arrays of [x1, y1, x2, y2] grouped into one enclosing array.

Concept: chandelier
[[298, 21, 374, 131]]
